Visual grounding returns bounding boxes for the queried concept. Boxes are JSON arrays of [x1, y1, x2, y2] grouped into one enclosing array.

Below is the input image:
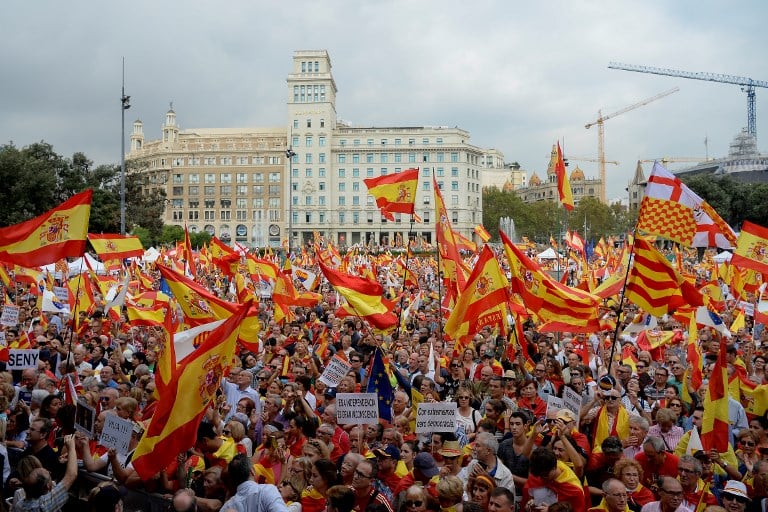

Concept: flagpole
[[63, 258, 87, 371], [394, 215, 417, 343], [605, 224, 639, 375]]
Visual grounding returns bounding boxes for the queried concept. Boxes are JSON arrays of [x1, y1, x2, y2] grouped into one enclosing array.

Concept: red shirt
[[634, 451, 679, 490]]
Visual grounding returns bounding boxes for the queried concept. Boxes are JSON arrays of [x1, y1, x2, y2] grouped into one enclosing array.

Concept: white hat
[[122, 349, 134, 363], [722, 480, 750, 501]]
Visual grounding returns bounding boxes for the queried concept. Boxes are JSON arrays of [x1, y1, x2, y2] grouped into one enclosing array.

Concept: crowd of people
[[0, 244, 766, 512]]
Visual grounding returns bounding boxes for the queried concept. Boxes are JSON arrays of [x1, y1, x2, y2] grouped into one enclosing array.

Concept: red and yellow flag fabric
[[88, 233, 144, 260], [182, 224, 197, 276], [501, 231, 601, 330], [637, 162, 735, 248], [363, 167, 418, 215], [701, 334, 730, 453], [434, 177, 468, 288], [732, 220, 768, 274], [0, 189, 92, 267], [246, 255, 279, 282], [445, 246, 509, 349], [208, 236, 240, 276], [132, 302, 248, 480], [318, 259, 398, 330], [687, 314, 704, 390], [453, 230, 477, 253], [474, 224, 491, 243], [624, 237, 704, 316], [554, 142, 574, 211]]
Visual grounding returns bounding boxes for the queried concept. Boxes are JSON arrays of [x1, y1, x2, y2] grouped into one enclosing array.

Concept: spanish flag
[[0, 190, 92, 267], [554, 142, 574, 211], [434, 176, 468, 289], [701, 334, 730, 453], [132, 302, 249, 480], [474, 224, 492, 243], [318, 258, 398, 330], [732, 220, 768, 274], [88, 233, 144, 260], [445, 245, 509, 349], [363, 167, 418, 215]]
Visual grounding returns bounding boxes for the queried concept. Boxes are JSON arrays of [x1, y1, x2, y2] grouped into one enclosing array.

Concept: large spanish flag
[[624, 236, 704, 316], [0, 189, 92, 267], [445, 245, 509, 348], [732, 221, 768, 274], [132, 302, 249, 480], [318, 258, 398, 330], [434, 177, 468, 289], [554, 142, 574, 211], [363, 167, 418, 215], [88, 233, 144, 260], [701, 334, 730, 453]]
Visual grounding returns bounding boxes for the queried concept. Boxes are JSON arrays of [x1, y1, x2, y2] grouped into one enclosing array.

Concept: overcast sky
[[2, 1, 767, 201]]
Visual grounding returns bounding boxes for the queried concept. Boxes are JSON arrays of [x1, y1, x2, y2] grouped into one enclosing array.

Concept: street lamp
[[285, 147, 296, 255], [120, 58, 131, 235]]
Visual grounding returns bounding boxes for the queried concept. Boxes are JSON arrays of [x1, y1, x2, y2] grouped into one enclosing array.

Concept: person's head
[[529, 447, 558, 479], [654, 367, 669, 385], [656, 408, 677, 432], [614, 458, 643, 492], [171, 488, 197, 512], [691, 406, 704, 432], [202, 466, 225, 498], [678, 455, 703, 490], [474, 432, 499, 464], [302, 437, 330, 461], [518, 379, 538, 399], [400, 440, 418, 466], [99, 387, 119, 409], [602, 478, 629, 512], [487, 376, 504, 399], [228, 453, 253, 488], [601, 436, 625, 465], [114, 396, 138, 420], [437, 475, 464, 508], [404, 484, 429, 512], [628, 414, 650, 442], [737, 430, 759, 453], [643, 436, 668, 465], [310, 458, 339, 492], [39, 393, 62, 419], [27, 418, 52, 445], [657, 476, 684, 512], [22, 467, 54, 500], [720, 480, 751, 512], [373, 444, 400, 475], [488, 487, 515, 512], [278, 474, 305, 504], [509, 411, 531, 439], [483, 399, 506, 420], [351, 458, 376, 491], [469, 475, 496, 507], [340, 452, 364, 480], [326, 485, 355, 512]]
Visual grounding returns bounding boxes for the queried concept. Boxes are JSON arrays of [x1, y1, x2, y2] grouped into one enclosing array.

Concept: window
[[421, 168, 430, 177], [292, 168, 299, 178], [319, 153, 326, 163], [305, 213, 312, 223], [307, 119, 312, 128], [451, 167, 459, 177], [305, 196, 312, 205], [319, 196, 326, 206], [366, 168, 374, 177], [437, 153, 444, 163], [338, 168, 346, 178], [236, 173, 247, 183], [352, 182, 359, 192], [173, 173, 183, 184], [451, 152, 459, 162], [451, 181, 459, 191], [381, 153, 388, 163], [189, 173, 200, 184], [221, 157, 232, 165], [408, 138, 415, 145], [338, 154, 346, 163], [252, 185, 264, 195], [172, 186, 183, 196], [452, 212, 459, 223], [338, 183, 346, 192], [305, 154, 312, 164], [437, 138, 443, 145], [367, 212, 374, 223], [253, 156, 265, 165], [269, 156, 282, 165], [436, 168, 444, 177], [188, 211, 199, 220], [221, 211, 231, 220], [352, 168, 360, 177], [381, 168, 387, 176], [269, 172, 280, 182], [306, 169, 312, 177], [353, 154, 360, 164], [188, 200, 199, 209], [220, 185, 231, 195], [205, 173, 215, 184], [173, 158, 183, 167], [292, 136, 299, 148], [205, 157, 216, 165], [236, 185, 247, 196], [269, 185, 280, 196], [367, 139, 374, 146], [353, 139, 360, 146], [366, 196, 374, 206], [366, 153, 373, 163], [188, 186, 199, 195], [339, 212, 345, 224], [353, 212, 359, 224], [172, 199, 183, 209], [236, 211, 247, 221], [320, 117, 325, 127], [237, 157, 248, 165], [268, 198, 279, 208], [451, 195, 459, 206], [204, 186, 215, 196], [319, 168, 326, 177], [306, 137, 313, 147], [319, 182, 325, 191], [338, 196, 346, 206], [422, 181, 430, 191], [252, 198, 264, 208], [293, 119, 299, 129], [221, 173, 231, 184], [236, 198, 247, 209], [319, 136, 325, 147], [319, 212, 325, 223], [409, 153, 416, 163], [395, 153, 402, 163], [423, 138, 429, 144]]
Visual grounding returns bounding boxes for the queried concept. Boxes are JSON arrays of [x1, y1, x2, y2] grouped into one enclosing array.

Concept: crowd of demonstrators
[[0, 243, 767, 512]]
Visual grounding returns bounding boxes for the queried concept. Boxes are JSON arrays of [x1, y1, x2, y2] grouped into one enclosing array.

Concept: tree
[[0, 142, 59, 225], [481, 187, 528, 242]]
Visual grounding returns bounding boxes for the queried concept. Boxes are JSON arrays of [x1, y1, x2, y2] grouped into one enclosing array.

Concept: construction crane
[[640, 157, 709, 165], [565, 156, 620, 166], [608, 62, 768, 137], [585, 87, 679, 203]]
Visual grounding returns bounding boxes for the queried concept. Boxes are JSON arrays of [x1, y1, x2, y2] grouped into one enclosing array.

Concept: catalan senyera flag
[[363, 167, 418, 215], [554, 142, 574, 211], [732, 220, 768, 274], [701, 333, 730, 453], [88, 233, 144, 260], [434, 177, 468, 288], [624, 237, 704, 317], [501, 230, 602, 329], [318, 259, 398, 330], [637, 162, 736, 248], [0, 189, 92, 267], [445, 245, 510, 349], [132, 302, 249, 480], [474, 225, 491, 243]]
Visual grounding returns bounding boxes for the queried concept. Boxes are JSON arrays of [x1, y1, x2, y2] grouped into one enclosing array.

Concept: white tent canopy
[[537, 247, 558, 260], [712, 251, 732, 263]]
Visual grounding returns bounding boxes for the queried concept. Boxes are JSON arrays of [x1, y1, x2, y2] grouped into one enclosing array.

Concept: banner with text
[[336, 393, 379, 425], [415, 402, 458, 433]]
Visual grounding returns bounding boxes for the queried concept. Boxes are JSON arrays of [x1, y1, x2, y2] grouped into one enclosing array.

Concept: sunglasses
[[223, 429, 231, 435], [722, 494, 749, 505], [636, 364, 646, 369], [405, 501, 424, 508], [451, 364, 462, 368], [741, 440, 756, 447], [603, 396, 620, 401]]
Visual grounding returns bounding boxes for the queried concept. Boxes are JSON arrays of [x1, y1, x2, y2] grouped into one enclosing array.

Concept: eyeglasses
[[603, 396, 620, 401], [678, 467, 699, 474], [405, 501, 424, 508], [354, 470, 371, 479], [223, 429, 231, 435], [656, 373, 668, 377], [659, 489, 683, 497], [669, 403, 682, 407], [636, 364, 646, 369], [100, 396, 111, 402], [741, 440, 756, 447], [451, 364, 462, 368], [457, 396, 470, 400], [722, 494, 749, 504], [350, 359, 361, 363]]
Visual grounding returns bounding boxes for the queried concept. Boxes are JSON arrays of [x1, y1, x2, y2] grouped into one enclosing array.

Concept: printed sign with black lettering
[[1, 306, 19, 327], [7, 349, 39, 370], [415, 402, 457, 433], [335, 393, 379, 425], [318, 356, 352, 388], [75, 400, 96, 438], [99, 414, 134, 455]]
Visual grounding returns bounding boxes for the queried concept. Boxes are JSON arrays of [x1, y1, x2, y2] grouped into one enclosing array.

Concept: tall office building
[[129, 50, 497, 249]]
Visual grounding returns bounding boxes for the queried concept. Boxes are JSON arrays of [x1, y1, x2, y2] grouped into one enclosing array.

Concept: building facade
[[481, 161, 528, 191], [128, 50, 494, 249]]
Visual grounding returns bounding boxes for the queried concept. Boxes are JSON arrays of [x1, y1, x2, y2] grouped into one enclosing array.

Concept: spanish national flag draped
[[554, 142, 574, 211], [624, 237, 704, 317], [0, 189, 92, 267], [434, 176, 468, 289], [701, 333, 730, 453], [445, 245, 509, 348], [363, 167, 418, 216], [88, 233, 144, 260], [317, 258, 398, 330], [474, 224, 492, 243], [732, 220, 768, 274], [132, 302, 249, 480], [501, 231, 601, 330]]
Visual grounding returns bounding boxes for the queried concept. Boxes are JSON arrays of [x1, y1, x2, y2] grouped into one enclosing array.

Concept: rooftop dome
[[570, 166, 585, 181], [529, 172, 542, 186]]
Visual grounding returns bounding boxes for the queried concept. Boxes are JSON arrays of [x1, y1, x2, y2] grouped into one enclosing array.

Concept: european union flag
[[366, 348, 394, 422]]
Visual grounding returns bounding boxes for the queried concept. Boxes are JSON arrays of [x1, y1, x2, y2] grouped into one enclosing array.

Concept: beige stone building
[[482, 161, 528, 192], [128, 50, 497, 249]]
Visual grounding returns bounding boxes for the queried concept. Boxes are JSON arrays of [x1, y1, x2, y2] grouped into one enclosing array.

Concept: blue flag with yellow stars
[[366, 348, 394, 422]]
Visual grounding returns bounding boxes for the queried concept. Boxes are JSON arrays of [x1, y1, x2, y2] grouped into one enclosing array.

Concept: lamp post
[[285, 147, 296, 255], [120, 58, 131, 235]]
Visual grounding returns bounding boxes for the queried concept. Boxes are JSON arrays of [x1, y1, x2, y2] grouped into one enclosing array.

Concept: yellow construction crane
[[565, 156, 620, 166], [585, 87, 679, 203]]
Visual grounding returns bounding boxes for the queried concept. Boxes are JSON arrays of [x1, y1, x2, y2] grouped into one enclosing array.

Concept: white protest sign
[[99, 414, 134, 455], [335, 393, 379, 425], [739, 301, 755, 317], [415, 402, 457, 433], [7, 349, 39, 370], [0, 332, 5, 345], [75, 400, 96, 438], [561, 386, 582, 418], [545, 394, 564, 417], [53, 286, 69, 303], [1, 306, 19, 327], [318, 356, 352, 387]]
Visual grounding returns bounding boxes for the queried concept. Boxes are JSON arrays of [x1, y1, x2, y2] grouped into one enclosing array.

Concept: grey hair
[[475, 432, 499, 455], [643, 435, 666, 453], [678, 455, 702, 474], [602, 478, 627, 494], [628, 414, 650, 431]]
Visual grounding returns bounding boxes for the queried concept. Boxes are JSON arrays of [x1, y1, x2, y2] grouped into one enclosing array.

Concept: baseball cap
[[373, 445, 401, 460], [503, 370, 517, 380], [482, 350, 495, 359], [413, 452, 439, 478], [324, 388, 337, 398], [598, 375, 616, 391]]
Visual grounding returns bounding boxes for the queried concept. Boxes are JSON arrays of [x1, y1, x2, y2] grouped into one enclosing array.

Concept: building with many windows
[[128, 50, 496, 249]]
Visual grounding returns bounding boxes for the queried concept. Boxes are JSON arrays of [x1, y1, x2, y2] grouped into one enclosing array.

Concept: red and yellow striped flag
[[701, 334, 730, 453], [88, 233, 144, 260], [474, 225, 491, 243], [132, 302, 248, 480], [363, 168, 418, 215], [554, 142, 574, 211], [624, 237, 704, 316], [434, 176, 468, 289], [445, 246, 509, 350], [0, 190, 92, 267], [732, 220, 768, 274]]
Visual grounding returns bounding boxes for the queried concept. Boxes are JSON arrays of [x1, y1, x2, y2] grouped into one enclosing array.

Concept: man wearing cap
[[413, 452, 440, 494], [375, 445, 413, 496], [458, 432, 514, 491], [438, 440, 464, 478]]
